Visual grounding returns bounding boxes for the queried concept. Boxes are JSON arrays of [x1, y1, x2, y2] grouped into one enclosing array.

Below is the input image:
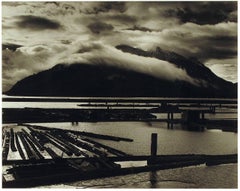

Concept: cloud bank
[[2, 1, 237, 91]]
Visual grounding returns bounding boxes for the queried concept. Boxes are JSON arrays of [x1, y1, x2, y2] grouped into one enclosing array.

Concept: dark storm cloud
[[107, 14, 137, 24], [15, 15, 62, 30], [88, 21, 114, 34], [209, 35, 237, 47], [197, 35, 237, 60], [165, 2, 237, 25], [201, 48, 237, 60], [2, 43, 22, 51], [44, 2, 60, 7], [84, 2, 127, 14]]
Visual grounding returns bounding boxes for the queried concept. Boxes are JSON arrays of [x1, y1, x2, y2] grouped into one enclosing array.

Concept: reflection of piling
[[71, 121, 79, 126], [150, 171, 157, 188]]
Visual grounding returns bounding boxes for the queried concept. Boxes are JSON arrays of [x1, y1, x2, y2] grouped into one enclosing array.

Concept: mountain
[[116, 45, 228, 85], [6, 45, 237, 97]]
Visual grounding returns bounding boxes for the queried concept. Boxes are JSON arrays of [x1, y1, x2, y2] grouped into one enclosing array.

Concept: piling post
[[151, 133, 158, 156], [170, 112, 173, 128], [167, 113, 170, 128], [148, 133, 158, 165]]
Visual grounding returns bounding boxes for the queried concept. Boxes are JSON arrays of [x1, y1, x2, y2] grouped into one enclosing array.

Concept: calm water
[[2, 97, 238, 188]]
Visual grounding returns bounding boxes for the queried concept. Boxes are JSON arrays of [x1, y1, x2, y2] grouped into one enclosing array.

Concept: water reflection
[[71, 121, 79, 126], [150, 171, 157, 188]]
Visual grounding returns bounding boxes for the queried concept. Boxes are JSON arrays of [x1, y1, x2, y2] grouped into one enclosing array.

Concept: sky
[[2, 1, 238, 92]]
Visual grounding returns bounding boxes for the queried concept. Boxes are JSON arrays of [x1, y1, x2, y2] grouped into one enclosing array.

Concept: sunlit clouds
[[2, 1, 237, 91]]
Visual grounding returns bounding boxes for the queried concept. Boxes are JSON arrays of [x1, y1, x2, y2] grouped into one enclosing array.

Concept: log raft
[[2, 125, 237, 188]]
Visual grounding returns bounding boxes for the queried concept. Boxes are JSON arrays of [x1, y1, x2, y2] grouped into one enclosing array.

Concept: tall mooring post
[[151, 133, 158, 156], [167, 112, 174, 129], [148, 133, 158, 165]]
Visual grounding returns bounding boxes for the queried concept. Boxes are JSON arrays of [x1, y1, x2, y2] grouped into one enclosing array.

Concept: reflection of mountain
[[6, 45, 237, 97]]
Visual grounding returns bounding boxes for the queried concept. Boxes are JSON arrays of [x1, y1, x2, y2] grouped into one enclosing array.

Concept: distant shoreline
[[2, 97, 237, 104]]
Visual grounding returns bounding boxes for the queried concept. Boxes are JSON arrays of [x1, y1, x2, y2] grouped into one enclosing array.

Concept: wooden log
[[23, 124, 133, 142], [80, 136, 129, 157], [17, 132, 35, 160], [63, 133, 108, 157], [38, 132, 73, 156], [10, 128, 17, 152], [56, 134, 106, 157], [22, 129, 45, 151], [22, 133, 44, 160], [46, 133, 81, 156], [93, 156, 121, 169], [47, 131, 85, 156], [3, 154, 237, 166], [2, 132, 10, 161], [47, 133, 90, 158], [15, 133, 26, 160], [3, 157, 235, 189], [44, 147, 60, 159]]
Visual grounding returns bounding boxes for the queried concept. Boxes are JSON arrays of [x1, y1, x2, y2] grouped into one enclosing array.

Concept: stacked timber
[[3, 132, 10, 161]]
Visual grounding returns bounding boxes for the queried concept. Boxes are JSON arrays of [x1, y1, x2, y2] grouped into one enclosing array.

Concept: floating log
[[3, 153, 237, 188], [26, 127, 49, 145], [47, 131, 84, 156], [44, 147, 60, 160], [52, 133, 90, 158], [147, 154, 237, 166], [10, 128, 17, 152], [93, 156, 121, 169], [22, 124, 133, 142], [22, 133, 44, 160], [38, 131, 73, 156], [2, 132, 10, 161], [62, 133, 109, 157], [16, 132, 35, 160], [22, 124, 128, 157], [15, 133, 26, 160], [81, 136, 129, 157], [74, 131, 133, 142], [22, 129, 45, 151]]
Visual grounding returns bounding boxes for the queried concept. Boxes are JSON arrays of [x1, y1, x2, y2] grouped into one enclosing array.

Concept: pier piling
[[151, 133, 157, 157]]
